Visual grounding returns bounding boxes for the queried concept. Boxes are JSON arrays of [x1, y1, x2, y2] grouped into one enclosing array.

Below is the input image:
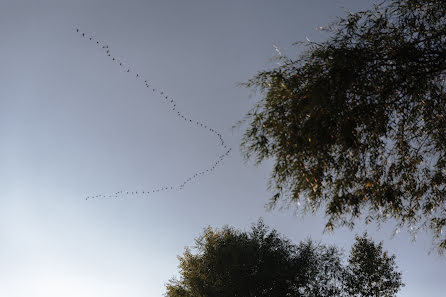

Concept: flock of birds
[[76, 28, 232, 200]]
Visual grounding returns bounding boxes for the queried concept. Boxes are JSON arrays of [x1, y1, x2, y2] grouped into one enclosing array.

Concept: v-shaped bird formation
[[76, 28, 231, 200]]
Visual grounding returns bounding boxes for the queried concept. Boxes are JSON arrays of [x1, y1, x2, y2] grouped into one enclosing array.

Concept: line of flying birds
[[76, 28, 232, 200]]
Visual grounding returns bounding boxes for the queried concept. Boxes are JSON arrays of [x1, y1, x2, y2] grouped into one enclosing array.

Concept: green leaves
[[241, 0, 446, 252], [346, 234, 404, 297], [165, 222, 403, 297]]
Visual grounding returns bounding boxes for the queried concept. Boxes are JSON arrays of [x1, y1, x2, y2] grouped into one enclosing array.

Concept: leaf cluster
[[240, 0, 446, 251], [165, 221, 403, 297]]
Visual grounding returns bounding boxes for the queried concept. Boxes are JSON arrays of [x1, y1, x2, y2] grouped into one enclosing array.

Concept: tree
[[345, 234, 404, 297], [240, 0, 446, 251], [165, 220, 403, 297]]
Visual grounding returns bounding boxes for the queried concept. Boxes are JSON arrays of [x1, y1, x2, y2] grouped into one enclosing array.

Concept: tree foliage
[[345, 234, 403, 297], [240, 0, 446, 251], [165, 221, 403, 297]]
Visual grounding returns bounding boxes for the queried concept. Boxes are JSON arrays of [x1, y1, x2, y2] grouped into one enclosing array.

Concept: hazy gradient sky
[[1, 0, 445, 296]]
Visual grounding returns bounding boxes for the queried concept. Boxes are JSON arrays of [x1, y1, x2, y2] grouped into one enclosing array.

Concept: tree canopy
[[345, 235, 403, 297], [240, 0, 446, 251], [165, 220, 403, 297]]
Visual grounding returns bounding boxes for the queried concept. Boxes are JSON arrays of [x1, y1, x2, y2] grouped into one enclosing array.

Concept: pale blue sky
[[1, 0, 445, 296]]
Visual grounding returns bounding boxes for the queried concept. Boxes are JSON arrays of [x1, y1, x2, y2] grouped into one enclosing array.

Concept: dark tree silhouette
[[165, 221, 403, 297], [345, 234, 404, 297], [240, 0, 446, 251]]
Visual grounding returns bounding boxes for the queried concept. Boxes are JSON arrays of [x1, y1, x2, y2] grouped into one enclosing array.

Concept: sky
[[1, 0, 445, 296]]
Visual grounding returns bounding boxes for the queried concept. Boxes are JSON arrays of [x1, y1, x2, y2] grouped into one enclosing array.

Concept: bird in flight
[[76, 28, 231, 200]]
